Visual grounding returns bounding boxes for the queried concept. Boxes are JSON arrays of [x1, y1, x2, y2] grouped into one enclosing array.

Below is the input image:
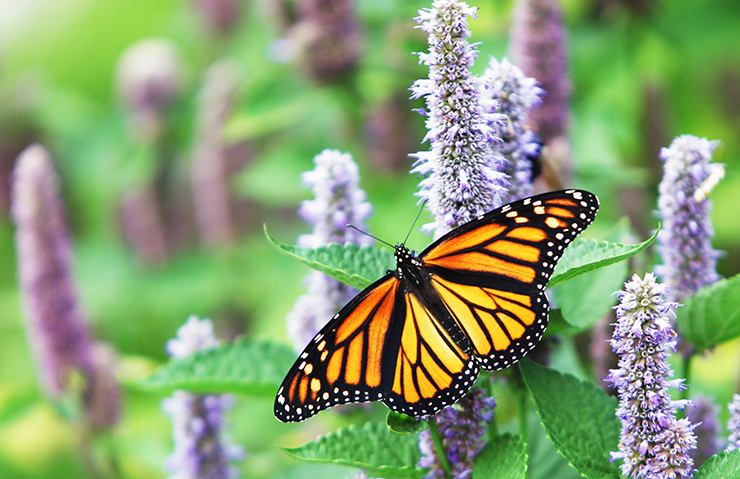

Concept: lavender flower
[[656, 135, 723, 302], [418, 388, 495, 479], [481, 57, 543, 202], [606, 273, 697, 478], [163, 316, 244, 478], [286, 149, 372, 350], [291, 0, 362, 83], [12, 144, 121, 430], [115, 39, 182, 144], [509, 0, 573, 188], [410, 0, 508, 239], [509, 0, 570, 145], [11, 144, 95, 397], [191, 60, 240, 248], [726, 394, 740, 451], [194, 0, 241, 35]]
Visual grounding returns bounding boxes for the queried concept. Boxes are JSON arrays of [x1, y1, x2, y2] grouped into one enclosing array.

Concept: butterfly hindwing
[[382, 290, 478, 417], [422, 189, 599, 370]]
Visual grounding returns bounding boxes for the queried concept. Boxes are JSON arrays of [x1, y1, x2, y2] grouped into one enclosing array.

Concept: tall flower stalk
[[509, 0, 573, 188], [656, 135, 723, 302], [163, 316, 244, 478], [12, 144, 95, 398], [481, 57, 543, 203], [410, 0, 508, 239], [606, 273, 697, 478], [286, 149, 372, 351], [191, 59, 240, 248], [12, 144, 121, 431]]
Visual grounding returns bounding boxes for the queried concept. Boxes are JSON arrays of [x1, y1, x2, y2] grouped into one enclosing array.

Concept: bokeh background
[[1, 0, 739, 478]]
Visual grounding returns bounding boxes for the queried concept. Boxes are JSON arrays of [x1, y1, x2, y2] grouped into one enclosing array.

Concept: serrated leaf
[[134, 339, 296, 395], [473, 433, 527, 479], [265, 226, 394, 290], [694, 449, 740, 478], [387, 411, 428, 435], [520, 359, 621, 479], [676, 274, 740, 352], [550, 260, 627, 329], [549, 228, 658, 288], [279, 421, 425, 478], [527, 410, 582, 479]]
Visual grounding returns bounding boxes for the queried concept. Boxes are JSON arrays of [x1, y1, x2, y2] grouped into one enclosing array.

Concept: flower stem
[[427, 417, 452, 479]]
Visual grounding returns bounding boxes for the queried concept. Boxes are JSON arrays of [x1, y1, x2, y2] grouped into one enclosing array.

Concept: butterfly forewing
[[275, 275, 401, 422], [422, 189, 599, 370]]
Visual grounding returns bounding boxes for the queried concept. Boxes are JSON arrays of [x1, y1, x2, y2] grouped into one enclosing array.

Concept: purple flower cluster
[[418, 388, 496, 479], [656, 135, 722, 302], [11, 144, 95, 398], [726, 394, 740, 451], [163, 316, 244, 479], [606, 273, 697, 478], [509, 0, 570, 145], [410, 0, 508, 239], [12, 144, 122, 431], [286, 149, 372, 351], [481, 57, 543, 202]]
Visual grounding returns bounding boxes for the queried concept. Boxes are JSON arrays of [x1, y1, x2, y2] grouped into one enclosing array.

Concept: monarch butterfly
[[275, 189, 598, 422]]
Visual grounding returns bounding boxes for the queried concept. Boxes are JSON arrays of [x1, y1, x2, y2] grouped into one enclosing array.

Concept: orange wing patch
[[431, 277, 541, 358], [424, 223, 507, 262], [383, 293, 478, 417]]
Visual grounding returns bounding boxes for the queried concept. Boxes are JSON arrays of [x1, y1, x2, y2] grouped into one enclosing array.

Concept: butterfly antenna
[[404, 200, 428, 246], [346, 224, 394, 248]]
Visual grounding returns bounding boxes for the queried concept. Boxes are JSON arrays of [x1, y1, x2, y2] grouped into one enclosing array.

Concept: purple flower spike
[[286, 149, 372, 351], [418, 388, 496, 479], [163, 316, 244, 479], [656, 135, 723, 302], [606, 273, 697, 478], [410, 0, 509, 239], [726, 394, 740, 451], [11, 144, 95, 397], [481, 57, 543, 202]]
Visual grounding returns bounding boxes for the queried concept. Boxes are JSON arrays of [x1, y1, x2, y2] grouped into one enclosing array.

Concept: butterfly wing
[[275, 274, 401, 422], [420, 189, 599, 370], [381, 290, 478, 417], [275, 274, 480, 421]]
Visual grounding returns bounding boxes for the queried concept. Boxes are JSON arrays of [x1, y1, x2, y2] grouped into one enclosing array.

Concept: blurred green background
[[1, 0, 739, 478]]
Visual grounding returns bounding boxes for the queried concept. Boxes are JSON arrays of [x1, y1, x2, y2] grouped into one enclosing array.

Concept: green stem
[[427, 418, 452, 479]]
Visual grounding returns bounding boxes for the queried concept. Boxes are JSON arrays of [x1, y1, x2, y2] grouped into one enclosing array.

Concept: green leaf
[[548, 228, 658, 288], [694, 449, 740, 478], [134, 338, 296, 395], [265, 226, 394, 290], [550, 260, 627, 329], [543, 309, 575, 337], [387, 411, 428, 435], [676, 273, 740, 352], [473, 433, 527, 479], [279, 421, 425, 478], [526, 409, 582, 479], [520, 359, 621, 479]]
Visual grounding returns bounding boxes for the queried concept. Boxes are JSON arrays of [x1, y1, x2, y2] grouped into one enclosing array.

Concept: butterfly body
[[275, 189, 599, 422]]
